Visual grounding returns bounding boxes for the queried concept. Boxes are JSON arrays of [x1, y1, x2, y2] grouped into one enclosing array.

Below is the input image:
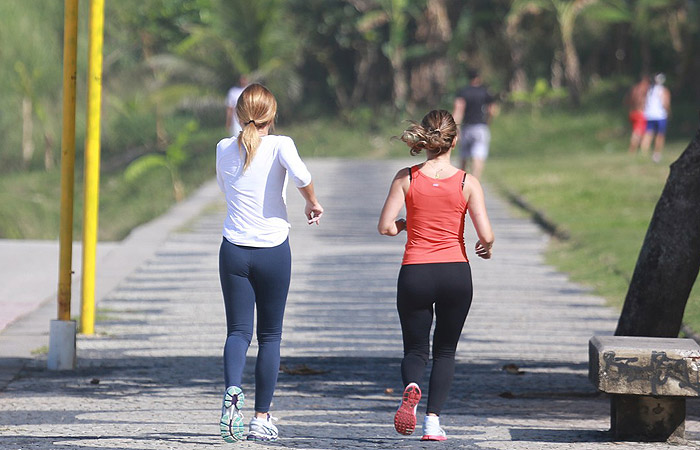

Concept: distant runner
[[225, 75, 248, 137], [452, 70, 497, 179], [640, 73, 671, 163], [625, 75, 649, 155]]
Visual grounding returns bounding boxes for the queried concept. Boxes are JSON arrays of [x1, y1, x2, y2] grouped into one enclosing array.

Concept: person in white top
[[225, 75, 248, 136], [641, 73, 671, 163], [216, 83, 323, 443]]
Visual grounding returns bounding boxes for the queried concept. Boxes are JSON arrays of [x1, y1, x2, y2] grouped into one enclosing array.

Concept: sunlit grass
[[487, 105, 699, 332], [0, 125, 219, 241], [3, 102, 699, 334], [278, 116, 406, 159]]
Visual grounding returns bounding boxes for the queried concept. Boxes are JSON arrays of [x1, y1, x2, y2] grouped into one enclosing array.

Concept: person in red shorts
[[625, 75, 650, 155], [378, 109, 494, 441]]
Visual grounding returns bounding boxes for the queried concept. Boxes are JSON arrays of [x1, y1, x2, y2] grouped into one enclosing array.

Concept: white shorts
[[459, 124, 491, 160]]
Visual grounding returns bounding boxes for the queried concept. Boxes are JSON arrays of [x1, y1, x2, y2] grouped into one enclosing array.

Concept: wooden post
[[49, 0, 80, 371]]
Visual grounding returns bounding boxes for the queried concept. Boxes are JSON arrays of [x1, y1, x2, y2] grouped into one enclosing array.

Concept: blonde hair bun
[[400, 110, 457, 156]]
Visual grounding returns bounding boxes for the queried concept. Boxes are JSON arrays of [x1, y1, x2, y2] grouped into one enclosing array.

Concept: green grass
[[0, 125, 220, 241], [280, 98, 700, 335], [282, 105, 700, 332], [278, 116, 407, 158], [487, 103, 699, 332], [30, 345, 49, 356], [3, 100, 699, 334], [0, 170, 63, 239], [0, 118, 406, 241]]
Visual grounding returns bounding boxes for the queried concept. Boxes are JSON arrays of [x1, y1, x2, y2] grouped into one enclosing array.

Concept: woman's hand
[[306, 201, 323, 225], [475, 240, 492, 259]]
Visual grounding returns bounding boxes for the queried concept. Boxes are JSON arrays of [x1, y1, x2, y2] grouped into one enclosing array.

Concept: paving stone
[[1, 159, 699, 449]]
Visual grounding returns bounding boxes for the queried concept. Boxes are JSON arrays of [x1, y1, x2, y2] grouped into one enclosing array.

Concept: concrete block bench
[[589, 336, 700, 442]]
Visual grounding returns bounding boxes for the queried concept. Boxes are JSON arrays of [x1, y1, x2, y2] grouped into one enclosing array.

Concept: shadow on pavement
[[2, 354, 644, 448]]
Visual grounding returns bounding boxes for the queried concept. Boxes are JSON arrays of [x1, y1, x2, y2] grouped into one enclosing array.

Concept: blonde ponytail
[[238, 121, 261, 170], [235, 83, 277, 171]]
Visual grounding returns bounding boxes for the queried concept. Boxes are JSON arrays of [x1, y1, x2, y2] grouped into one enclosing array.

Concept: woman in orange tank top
[[378, 110, 494, 441]]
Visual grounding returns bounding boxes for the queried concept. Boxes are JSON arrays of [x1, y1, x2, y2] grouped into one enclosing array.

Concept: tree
[[290, 0, 425, 114], [508, 0, 627, 105], [176, 0, 300, 105], [352, 0, 421, 112], [615, 122, 700, 337], [290, 0, 372, 111], [408, 0, 452, 109], [109, 0, 211, 148], [505, 5, 532, 94], [124, 120, 198, 202], [0, 1, 63, 171], [627, 0, 697, 93]]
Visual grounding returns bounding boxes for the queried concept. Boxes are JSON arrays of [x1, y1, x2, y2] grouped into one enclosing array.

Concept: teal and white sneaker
[[247, 414, 279, 442], [421, 415, 447, 441], [220, 386, 245, 442]]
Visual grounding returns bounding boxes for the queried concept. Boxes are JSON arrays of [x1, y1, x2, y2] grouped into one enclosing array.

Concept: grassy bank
[[0, 118, 402, 241], [486, 103, 699, 331], [0, 126, 222, 241], [284, 102, 700, 333], [3, 101, 699, 333]]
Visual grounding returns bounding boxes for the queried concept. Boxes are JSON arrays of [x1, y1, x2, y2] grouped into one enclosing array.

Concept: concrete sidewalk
[[1, 159, 699, 449], [0, 180, 222, 388]]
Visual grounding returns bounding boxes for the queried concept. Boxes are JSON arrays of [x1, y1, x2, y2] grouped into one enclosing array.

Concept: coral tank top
[[402, 165, 468, 265]]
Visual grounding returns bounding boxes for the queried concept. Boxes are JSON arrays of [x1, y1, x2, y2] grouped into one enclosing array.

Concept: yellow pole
[[80, 0, 105, 335], [57, 0, 79, 321]]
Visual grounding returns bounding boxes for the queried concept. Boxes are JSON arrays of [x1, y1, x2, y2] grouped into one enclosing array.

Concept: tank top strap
[[408, 165, 420, 183]]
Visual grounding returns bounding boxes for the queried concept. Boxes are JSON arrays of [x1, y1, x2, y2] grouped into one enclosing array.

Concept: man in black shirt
[[452, 70, 496, 179]]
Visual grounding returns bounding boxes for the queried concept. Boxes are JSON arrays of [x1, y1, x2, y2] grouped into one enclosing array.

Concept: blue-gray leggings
[[219, 237, 291, 413]]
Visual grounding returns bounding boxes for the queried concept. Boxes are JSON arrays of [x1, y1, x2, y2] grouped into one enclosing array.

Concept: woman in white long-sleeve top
[[215, 83, 323, 443]]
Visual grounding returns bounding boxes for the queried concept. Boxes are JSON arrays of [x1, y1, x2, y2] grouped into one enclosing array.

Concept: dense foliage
[[1, 0, 697, 173]]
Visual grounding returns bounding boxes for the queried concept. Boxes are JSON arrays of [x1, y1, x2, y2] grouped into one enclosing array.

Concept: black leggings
[[397, 262, 473, 415]]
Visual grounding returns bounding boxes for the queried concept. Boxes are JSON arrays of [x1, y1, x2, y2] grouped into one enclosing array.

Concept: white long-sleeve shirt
[[216, 134, 312, 247]]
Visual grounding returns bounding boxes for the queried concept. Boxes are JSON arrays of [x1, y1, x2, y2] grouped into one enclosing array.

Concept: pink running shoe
[[394, 382, 421, 435]]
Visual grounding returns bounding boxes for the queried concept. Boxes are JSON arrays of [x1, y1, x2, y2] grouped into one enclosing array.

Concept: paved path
[[0, 240, 107, 332], [2, 159, 700, 449], [0, 181, 222, 389]]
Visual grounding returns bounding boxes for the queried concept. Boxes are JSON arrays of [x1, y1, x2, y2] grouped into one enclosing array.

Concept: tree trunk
[[667, 6, 691, 95], [317, 49, 350, 110], [615, 122, 700, 337], [140, 31, 168, 149], [408, 0, 451, 109], [386, 0, 409, 113], [551, 49, 564, 90], [390, 48, 408, 112], [21, 96, 34, 169], [560, 25, 582, 105], [350, 45, 378, 106], [557, 0, 599, 106], [505, 15, 527, 94], [44, 132, 54, 171], [640, 35, 651, 76]]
